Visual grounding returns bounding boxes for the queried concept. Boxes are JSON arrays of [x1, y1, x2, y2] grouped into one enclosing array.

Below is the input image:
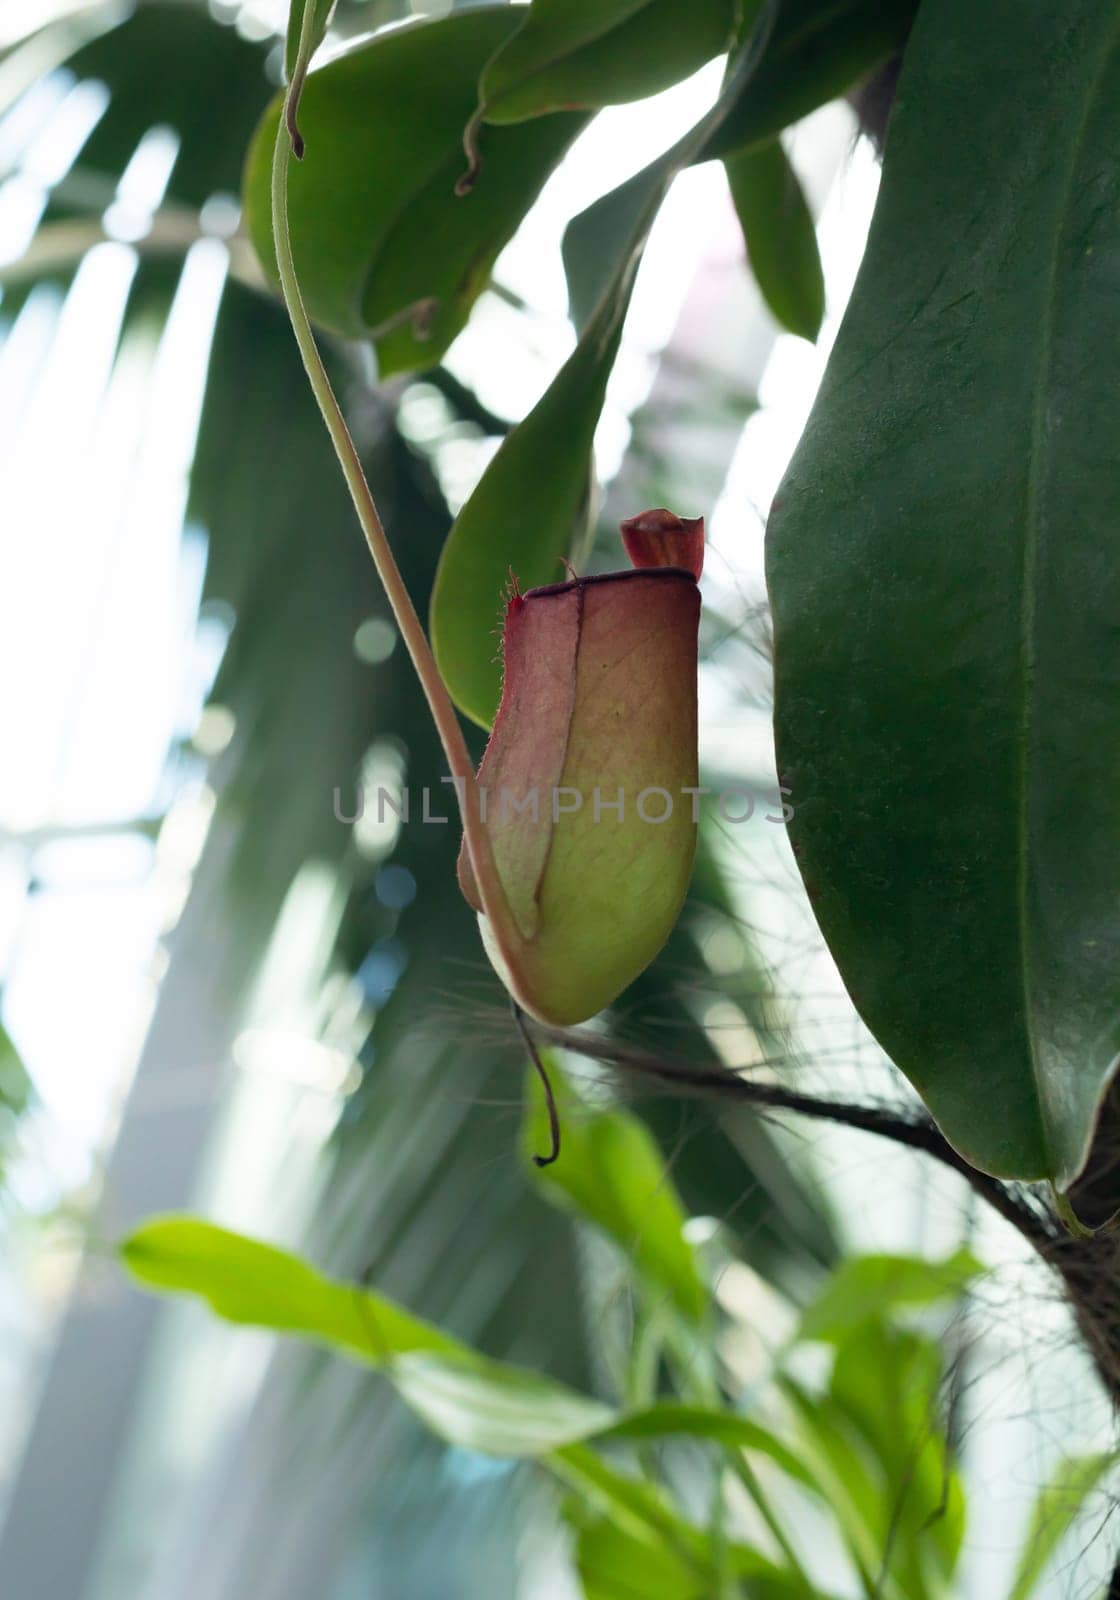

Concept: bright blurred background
[[0, 2, 1112, 1596]]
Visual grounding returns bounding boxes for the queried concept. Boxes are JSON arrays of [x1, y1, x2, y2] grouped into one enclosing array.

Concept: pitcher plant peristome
[[269, 17, 703, 1038]]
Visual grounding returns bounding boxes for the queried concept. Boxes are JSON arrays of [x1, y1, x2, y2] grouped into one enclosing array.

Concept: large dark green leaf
[[242, 8, 584, 372], [724, 138, 823, 340], [767, 0, 1120, 1192], [476, 0, 737, 125]]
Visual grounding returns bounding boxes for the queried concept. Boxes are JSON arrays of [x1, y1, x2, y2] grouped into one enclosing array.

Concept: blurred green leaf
[[724, 138, 823, 340], [522, 1064, 707, 1322], [67, 4, 271, 208], [798, 1246, 981, 1342], [831, 1325, 964, 1595], [555, 1443, 698, 1548], [1006, 1452, 1116, 1600], [392, 1350, 616, 1455], [243, 8, 584, 371], [567, 1503, 705, 1600], [0, 4, 123, 122], [0, 1023, 31, 1116], [567, 1497, 830, 1600], [603, 1402, 817, 1490], [122, 1216, 457, 1362], [558, 1446, 825, 1598], [779, 1312, 967, 1600], [123, 1217, 810, 1472], [477, 0, 737, 125], [780, 1379, 886, 1594]]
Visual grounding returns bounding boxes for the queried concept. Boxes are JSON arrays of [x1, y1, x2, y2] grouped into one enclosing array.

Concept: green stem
[[268, 63, 523, 969]]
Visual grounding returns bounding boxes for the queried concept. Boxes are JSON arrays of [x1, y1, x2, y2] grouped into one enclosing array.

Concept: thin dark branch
[[541, 1026, 1056, 1254], [541, 1025, 1120, 1418]]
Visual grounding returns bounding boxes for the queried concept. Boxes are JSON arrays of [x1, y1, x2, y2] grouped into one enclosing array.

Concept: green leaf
[[555, 1443, 701, 1550], [522, 1064, 707, 1322], [724, 139, 823, 340], [392, 1350, 616, 1456], [767, 0, 1120, 1189], [557, 1447, 824, 1599], [243, 8, 584, 372], [829, 1326, 965, 1593], [125, 1222, 842, 1591], [779, 1380, 886, 1595], [428, 282, 625, 725], [562, 150, 676, 336], [124, 1219, 616, 1456], [602, 1402, 818, 1490], [123, 1217, 816, 1485], [798, 1248, 982, 1342], [0, 1023, 31, 1116], [432, 0, 782, 726], [566, 1504, 707, 1600], [121, 1216, 457, 1363], [1006, 1452, 1116, 1600], [707, 0, 919, 158], [562, 0, 912, 346], [567, 1499, 830, 1600], [477, 0, 737, 125]]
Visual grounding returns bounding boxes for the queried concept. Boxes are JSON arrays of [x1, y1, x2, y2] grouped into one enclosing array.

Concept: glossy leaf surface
[[477, 0, 736, 124], [768, 0, 1120, 1188], [243, 8, 583, 372]]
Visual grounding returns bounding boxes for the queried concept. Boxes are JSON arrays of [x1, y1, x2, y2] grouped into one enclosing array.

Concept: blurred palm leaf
[[0, 3, 837, 1595]]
